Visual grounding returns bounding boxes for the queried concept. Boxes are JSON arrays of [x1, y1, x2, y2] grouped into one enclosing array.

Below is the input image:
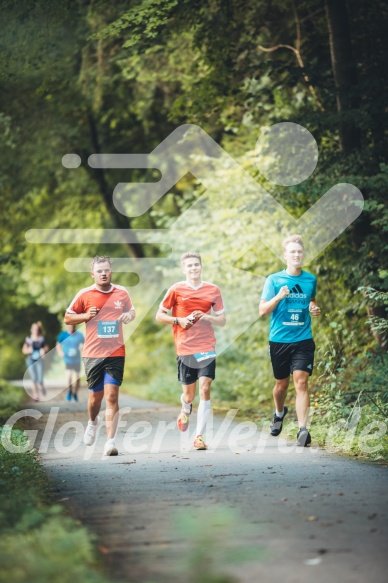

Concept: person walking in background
[[259, 235, 321, 446], [22, 322, 49, 401], [64, 256, 136, 456], [56, 324, 84, 402], [155, 252, 226, 450]]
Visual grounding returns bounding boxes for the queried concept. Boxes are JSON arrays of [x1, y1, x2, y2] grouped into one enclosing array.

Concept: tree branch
[[258, 5, 325, 112]]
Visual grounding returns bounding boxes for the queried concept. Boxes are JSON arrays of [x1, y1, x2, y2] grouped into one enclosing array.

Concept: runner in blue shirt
[[259, 235, 321, 446], [56, 324, 84, 401]]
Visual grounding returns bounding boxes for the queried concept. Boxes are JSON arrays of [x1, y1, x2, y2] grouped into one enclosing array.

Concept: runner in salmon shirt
[[155, 252, 226, 450], [64, 256, 136, 456]]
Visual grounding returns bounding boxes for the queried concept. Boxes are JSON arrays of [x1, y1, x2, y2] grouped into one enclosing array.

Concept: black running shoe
[[297, 426, 311, 447], [270, 406, 288, 436]]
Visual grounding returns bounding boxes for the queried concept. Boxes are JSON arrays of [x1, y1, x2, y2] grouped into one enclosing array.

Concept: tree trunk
[[87, 112, 144, 258], [325, 0, 360, 153]]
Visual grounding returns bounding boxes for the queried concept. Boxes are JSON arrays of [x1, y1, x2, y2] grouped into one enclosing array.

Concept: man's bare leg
[[104, 384, 120, 440], [73, 375, 80, 397], [293, 370, 310, 428], [65, 369, 73, 398], [270, 378, 290, 437], [83, 389, 104, 447], [177, 382, 196, 432], [273, 378, 289, 413], [182, 382, 196, 406], [88, 390, 104, 422]]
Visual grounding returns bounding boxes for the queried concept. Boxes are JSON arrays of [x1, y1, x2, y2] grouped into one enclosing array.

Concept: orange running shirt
[[66, 284, 134, 358], [160, 281, 225, 356]]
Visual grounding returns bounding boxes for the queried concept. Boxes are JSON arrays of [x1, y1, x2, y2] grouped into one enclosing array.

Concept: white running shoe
[[103, 439, 118, 456], [83, 416, 100, 446]]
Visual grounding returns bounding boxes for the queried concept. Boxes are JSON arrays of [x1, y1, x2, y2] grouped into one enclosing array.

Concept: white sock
[[89, 417, 99, 426], [276, 409, 284, 418], [196, 399, 211, 436], [106, 438, 115, 445], [181, 393, 192, 414]]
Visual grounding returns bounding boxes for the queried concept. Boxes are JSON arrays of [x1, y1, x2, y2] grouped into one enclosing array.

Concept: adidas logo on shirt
[[288, 284, 307, 299]]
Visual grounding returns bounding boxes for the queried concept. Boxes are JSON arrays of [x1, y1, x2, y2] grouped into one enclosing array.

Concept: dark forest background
[[0, 1, 387, 443]]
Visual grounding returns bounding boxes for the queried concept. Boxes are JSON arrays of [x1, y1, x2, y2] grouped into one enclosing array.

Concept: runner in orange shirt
[[64, 256, 136, 456], [156, 252, 226, 450]]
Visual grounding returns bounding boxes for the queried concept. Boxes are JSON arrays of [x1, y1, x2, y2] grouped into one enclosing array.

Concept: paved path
[[16, 381, 388, 583]]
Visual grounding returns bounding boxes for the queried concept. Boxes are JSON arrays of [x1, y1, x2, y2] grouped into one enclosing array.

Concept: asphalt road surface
[[15, 381, 388, 583]]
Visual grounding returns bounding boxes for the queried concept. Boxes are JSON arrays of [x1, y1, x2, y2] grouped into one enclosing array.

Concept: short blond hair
[[90, 256, 111, 271], [180, 251, 202, 265], [282, 235, 304, 251]]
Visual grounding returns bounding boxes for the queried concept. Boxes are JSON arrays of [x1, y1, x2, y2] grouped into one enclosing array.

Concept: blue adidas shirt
[[57, 330, 84, 364], [261, 270, 317, 343]]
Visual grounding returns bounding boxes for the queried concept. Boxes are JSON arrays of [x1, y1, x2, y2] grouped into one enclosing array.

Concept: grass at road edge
[[0, 380, 112, 583]]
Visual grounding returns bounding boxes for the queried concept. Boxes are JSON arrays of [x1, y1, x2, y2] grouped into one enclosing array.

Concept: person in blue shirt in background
[[259, 235, 321, 446], [56, 324, 84, 402]]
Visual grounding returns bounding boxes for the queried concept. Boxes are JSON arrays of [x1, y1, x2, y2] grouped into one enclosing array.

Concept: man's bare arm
[[118, 309, 136, 324], [155, 308, 195, 330], [64, 308, 99, 325], [259, 286, 290, 317], [192, 311, 226, 327]]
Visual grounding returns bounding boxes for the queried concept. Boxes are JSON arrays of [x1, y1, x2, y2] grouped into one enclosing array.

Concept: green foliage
[[359, 287, 388, 345], [0, 513, 108, 583], [0, 380, 25, 424], [172, 506, 260, 583], [310, 333, 388, 461], [0, 429, 49, 529], [0, 0, 386, 459], [95, 0, 182, 47], [0, 380, 111, 583], [276, 300, 388, 462]]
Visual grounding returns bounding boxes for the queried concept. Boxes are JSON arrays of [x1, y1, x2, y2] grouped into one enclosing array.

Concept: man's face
[[182, 257, 202, 280], [284, 242, 304, 267], [91, 261, 112, 286]]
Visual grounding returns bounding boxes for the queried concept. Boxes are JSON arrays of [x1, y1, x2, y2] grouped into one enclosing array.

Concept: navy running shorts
[[83, 356, 125, 392]]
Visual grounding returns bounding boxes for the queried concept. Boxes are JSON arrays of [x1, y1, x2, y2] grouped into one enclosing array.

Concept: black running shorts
[[269, 339, 315, 379], [177, 355, 216, 385], [82, 356, 125, 391]]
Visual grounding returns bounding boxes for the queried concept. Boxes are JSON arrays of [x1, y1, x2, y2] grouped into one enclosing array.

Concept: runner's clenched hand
[[277, 286, 290, 300], [118, 311, 136, 324], [179, 317, 195, 329], [309, 304, 321, 318], [192, 310, 209, 321], [86, 307, 99, 321]]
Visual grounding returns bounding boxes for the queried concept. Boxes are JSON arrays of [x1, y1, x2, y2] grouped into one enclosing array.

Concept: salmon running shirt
[[66, 284, 134, 358], [160, 281, 225, 356]]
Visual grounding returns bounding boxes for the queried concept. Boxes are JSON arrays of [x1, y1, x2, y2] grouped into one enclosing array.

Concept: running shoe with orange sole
[[177, 404, 192, 432], [193, 435, 208, 450]]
